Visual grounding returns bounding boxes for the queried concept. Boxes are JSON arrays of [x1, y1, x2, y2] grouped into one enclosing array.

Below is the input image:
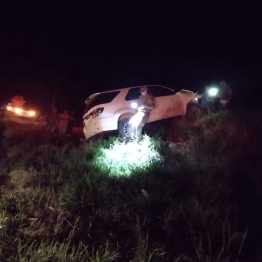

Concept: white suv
[[83, 85, 202, 140]]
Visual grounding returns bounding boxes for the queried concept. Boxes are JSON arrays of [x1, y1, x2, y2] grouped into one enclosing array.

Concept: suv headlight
[[29, 110, 36, 116], [14, 107, 23, 114]]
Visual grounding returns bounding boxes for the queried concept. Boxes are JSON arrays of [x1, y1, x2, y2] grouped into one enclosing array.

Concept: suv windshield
[[84, 91, 120, 113]]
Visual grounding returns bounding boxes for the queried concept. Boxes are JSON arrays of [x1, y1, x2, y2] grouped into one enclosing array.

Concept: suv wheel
[[186, 103, 202, 121], [118, 118, 131, 138]]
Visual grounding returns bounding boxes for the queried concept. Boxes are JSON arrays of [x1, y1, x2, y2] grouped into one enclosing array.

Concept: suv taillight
[[83, 107, 104, 121], [91, 107, 104, 118]]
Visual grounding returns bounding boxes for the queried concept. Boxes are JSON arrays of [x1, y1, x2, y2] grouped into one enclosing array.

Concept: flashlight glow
[[131, 102, 138, 108], [94, 135, 162, 177], [129, 112, 145, 127], [208, 87, 219, 96]]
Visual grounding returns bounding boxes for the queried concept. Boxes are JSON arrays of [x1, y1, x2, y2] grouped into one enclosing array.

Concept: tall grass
[[0, 109, 262, 261]]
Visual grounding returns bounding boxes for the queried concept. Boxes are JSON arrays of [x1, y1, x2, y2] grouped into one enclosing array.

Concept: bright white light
[[94, 135, 162, 177], [208, 87, 219, 96], [6, 106, 12, 111], [129, 112, 145, 127], [29, 110, 36, 116], [14, 107, 23, 114], [131, 102, 138, 108]]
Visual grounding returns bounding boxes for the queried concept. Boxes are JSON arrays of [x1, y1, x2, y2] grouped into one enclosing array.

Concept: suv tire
[[185, 103, 202, 121], [118, 118, 131, 138]]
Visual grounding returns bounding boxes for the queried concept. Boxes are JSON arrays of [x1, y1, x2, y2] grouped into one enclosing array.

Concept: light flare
[[129, 112, 145, 127], [14, 107, 23, 114], [131, 102, 138, 108], [208, 87, 219, 96], [29, 110, 36, 116]]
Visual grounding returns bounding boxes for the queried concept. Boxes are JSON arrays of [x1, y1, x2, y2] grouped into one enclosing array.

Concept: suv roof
[[84, 85, 174, 104]]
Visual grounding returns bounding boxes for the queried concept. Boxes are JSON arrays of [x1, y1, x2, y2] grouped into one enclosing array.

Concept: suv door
[[124, 87, 161, 122], [148, 86, 183, 119]]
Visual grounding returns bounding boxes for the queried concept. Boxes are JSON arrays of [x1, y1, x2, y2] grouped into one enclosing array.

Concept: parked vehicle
[[83, 85, 202, 140], [3, 95, 39, 120]]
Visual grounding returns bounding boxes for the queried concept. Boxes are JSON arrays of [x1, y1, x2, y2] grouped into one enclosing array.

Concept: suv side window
[[85, 91, 120, 112], [125, 88, 141, 101], [148, 86, 174, 97]]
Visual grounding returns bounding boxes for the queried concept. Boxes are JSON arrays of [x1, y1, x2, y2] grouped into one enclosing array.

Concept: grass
[[0, 110, 262, 261]]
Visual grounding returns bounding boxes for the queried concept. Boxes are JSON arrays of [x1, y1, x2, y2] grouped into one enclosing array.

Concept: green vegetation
[[0, 110, 262, 261]]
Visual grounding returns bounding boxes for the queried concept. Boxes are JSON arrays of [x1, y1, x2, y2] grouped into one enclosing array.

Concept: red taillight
[[91, 107, 104, 118], [83, 107, 104, 121]]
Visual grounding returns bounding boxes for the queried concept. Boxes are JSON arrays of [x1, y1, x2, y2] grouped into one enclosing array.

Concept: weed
[[0, 110, 262, 260]]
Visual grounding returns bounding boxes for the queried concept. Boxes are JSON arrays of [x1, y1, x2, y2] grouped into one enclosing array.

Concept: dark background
[[1, 2, 261, 119]]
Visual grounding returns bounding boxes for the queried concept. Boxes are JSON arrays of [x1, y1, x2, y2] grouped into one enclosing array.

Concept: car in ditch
[[83, 85, 202, 140]]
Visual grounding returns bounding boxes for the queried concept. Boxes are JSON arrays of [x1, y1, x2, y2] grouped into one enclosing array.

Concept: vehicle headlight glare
[[29, 110, 35, 116], [14, 107, 23, 114]]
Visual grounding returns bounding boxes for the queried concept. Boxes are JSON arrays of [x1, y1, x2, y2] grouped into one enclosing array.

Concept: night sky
[[1, 2, 261, 115]]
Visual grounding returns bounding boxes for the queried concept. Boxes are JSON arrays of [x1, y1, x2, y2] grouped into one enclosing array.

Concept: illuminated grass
[[94, 135, 162, 176], [1, 110, 262, 260]]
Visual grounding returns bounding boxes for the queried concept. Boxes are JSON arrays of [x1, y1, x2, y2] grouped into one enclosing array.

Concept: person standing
[[201, 85, 213, 114], [66, 111, 76, 136], [45, 107, 59, 133], [59, 110, 70, 135], [129, 86, 156, 142], [219, 80, 233, 110]]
